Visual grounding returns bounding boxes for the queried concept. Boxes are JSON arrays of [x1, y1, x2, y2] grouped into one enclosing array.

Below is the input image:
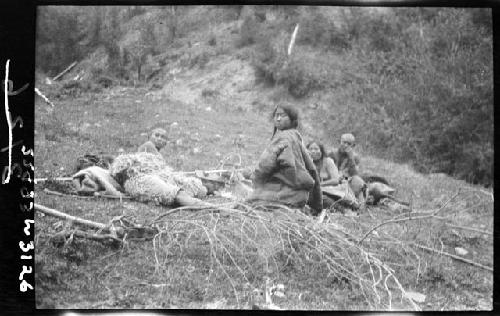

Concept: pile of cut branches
[[147, 202, 421, 310], [35, 186, 492, 310]]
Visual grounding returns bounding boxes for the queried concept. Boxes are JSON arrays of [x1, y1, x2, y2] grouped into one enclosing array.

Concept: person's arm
[[253, 139, 287, 185], [301, 142, 323, 214], [138, 141, 158, 154], [340, 148, 360, 177], [320, 158, 340, 186]]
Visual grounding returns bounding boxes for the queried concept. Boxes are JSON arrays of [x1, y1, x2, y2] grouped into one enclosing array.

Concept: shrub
[[237, 16, 261, 48], [277, 58, 324, 98], [296, 9, 351, 51]]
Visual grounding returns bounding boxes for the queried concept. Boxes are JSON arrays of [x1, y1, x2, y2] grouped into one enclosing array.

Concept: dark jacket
[[248, 129, 323, 213]]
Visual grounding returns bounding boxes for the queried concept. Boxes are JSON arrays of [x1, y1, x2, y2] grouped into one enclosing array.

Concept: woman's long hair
[[270, 103, 299, 138], [306, 140, 327, 173]]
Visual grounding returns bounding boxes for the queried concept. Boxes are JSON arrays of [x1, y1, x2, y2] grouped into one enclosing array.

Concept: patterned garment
[[110, 152, 206, 206]]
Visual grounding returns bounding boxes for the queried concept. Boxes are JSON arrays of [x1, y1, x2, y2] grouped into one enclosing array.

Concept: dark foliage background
[[36, 6, 493, 186]]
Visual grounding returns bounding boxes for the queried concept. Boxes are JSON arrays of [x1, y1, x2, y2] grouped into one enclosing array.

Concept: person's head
[[150, 128, 168, 150], [339, 133, 356, 152], [307, 141, 326, 162], [271, 103, 299, 133]]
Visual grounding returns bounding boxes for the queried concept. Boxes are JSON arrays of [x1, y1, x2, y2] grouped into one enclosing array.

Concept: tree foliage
[[36, 6, 493, 186]]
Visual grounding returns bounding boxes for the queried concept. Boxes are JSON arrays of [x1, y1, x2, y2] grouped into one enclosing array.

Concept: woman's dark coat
[[247, 129, 323, 213]]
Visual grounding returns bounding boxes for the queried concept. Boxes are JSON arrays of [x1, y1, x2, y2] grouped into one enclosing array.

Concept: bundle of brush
[[148, 202, 421, 310]]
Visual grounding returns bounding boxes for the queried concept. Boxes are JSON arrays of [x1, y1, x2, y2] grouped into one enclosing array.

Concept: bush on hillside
[[237, 15, 261, 48], [297, 9, 350, 51], [277, 56, 326, 98]]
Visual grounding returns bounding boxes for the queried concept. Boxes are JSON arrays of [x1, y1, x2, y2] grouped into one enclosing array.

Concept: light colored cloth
[[72, 166, 122, 196], [322, 182, 360, 210], [124, 174, 179, 205], [110, 152, 207, 206], [247, 129, 322, 212], [138, 140, 161, 155]]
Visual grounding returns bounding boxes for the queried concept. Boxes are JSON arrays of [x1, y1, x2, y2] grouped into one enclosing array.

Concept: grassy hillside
[[36, 6, 493, 185], [34, 5, 493, 310]]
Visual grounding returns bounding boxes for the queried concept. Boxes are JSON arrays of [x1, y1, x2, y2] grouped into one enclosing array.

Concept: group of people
[[247, 103, 366, 216], [73, 103, 367, 216]]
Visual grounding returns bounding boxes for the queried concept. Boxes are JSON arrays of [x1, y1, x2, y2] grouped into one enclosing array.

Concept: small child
[[138, 128, 168, 155]]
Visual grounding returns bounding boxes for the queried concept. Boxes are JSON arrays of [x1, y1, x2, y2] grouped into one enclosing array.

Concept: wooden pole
[[52, 61, 78, 81], [34, 87, 55, 107], [410, 242, 493, 272], [34, 203, 125, 237], [34, 168, 247, 183], [287, 24, 299, 56]]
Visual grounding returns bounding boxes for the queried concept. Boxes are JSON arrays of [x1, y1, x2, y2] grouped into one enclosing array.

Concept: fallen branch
[[34, 168, 247, 184], [43, 188, 132, 200], [52, 61, 78, 81], [43, 188, 67, 197], [34, 203, 123, 236], [35, 177, 73, 183], [410, 242, 493, 272], [54, 229, 122, 245], [176, 168, 247, 176], [358, 190, 461, 244], [443, 223, 492, 236], [287, 24, 300, 56], [34, 87, 55, 107]]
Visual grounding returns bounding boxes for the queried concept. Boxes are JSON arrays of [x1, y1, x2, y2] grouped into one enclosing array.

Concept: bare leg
[[349, 175, 367, 212], [174, 190, 213, 207]]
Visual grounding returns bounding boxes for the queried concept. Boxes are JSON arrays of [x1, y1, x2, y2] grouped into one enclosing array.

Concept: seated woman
[[307, 140, 361, 212], [138, 127, 168, 155], [306, 141, 340, 208], [246, 103, 322, 215]]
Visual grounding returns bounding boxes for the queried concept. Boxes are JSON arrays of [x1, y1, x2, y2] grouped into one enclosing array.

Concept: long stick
[[43, 188, 132, 200], [34, 87, 55, 107], [443, 223, 493, 236], [55, 229, 122, 244], [35, 177, 73, 183], [410, 242, 493, 272], [34, 168, 248, 183], [35, 203, 106, 229], [287, 23, 299, 56], [358, 190, 460, 244], [52, 61, 78, 81], [176, 168, 247, 176]]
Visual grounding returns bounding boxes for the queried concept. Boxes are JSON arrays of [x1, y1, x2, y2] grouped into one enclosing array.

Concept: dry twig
[[358, 190, 461, 244], [410, 242, 493, 272]]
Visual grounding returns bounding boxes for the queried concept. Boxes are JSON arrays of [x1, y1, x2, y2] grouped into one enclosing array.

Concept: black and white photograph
[[33, 5, 493, 310]]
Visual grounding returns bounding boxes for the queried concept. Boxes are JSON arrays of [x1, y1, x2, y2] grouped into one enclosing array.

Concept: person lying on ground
[[327, 133, 366, 211], [73, 152, 212, 208], [110, 152, 211, 207], [72, 165, 123, 197], [75, 153, 115, 172], [246, 103, 323, 215], [138, 127, 168, 155]]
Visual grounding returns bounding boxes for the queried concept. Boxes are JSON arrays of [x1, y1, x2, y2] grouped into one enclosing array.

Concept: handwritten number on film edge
[[2, 60, 35, 292]]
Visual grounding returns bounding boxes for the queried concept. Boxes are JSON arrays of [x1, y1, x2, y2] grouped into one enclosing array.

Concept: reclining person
[[73, 152, 212, 208], [327, 133, 366, 209], [138, 127, 168, 155]]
